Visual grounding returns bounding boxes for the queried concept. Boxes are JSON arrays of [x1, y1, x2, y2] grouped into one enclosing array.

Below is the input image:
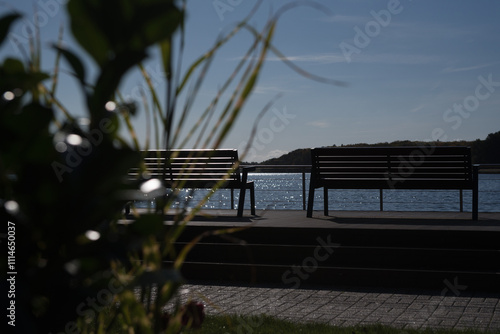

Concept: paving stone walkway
[[168, 281, 500, 331]]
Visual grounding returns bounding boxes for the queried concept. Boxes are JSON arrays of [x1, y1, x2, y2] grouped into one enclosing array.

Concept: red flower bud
[[181, 301, 205, 329]]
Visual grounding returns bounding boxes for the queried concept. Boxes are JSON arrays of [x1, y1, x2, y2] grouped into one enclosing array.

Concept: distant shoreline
[[251, 132, 500, 166]]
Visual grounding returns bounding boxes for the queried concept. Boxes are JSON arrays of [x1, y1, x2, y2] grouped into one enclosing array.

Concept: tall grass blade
[[138, 63, 163, 149], [212, 22, 276, 150], [49, 24, 64, 101]]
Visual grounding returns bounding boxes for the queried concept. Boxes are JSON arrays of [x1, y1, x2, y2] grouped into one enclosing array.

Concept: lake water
[[135, 173, 500, 213]]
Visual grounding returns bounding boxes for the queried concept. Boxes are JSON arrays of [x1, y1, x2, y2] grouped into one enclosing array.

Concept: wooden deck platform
[[122, 209, 500, 231]]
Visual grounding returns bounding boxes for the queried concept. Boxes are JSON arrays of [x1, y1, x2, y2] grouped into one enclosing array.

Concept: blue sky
[[2, 0, 500, 162]]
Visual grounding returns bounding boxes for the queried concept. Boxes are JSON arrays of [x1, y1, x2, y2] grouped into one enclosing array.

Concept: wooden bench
[[307, 146, 479, 220], [127, 149, 255, 217]]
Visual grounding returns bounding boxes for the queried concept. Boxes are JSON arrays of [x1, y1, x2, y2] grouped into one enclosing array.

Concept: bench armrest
[[241, 166, 257, 173], [240, 165, 256, 184]]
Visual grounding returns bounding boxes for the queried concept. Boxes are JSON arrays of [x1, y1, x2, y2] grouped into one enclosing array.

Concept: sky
[[2, 0, 500, 162]]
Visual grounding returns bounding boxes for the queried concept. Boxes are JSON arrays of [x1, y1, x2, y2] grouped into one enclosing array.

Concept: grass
[[182, 314, 500, 334], [83, 310, 499, 333]]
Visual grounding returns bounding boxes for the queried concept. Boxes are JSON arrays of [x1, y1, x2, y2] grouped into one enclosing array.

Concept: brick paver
[[165, 282, 500, 331]]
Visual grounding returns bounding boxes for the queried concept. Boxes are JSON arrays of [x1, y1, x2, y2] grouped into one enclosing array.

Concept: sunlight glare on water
[[133, 173, 500, 212]]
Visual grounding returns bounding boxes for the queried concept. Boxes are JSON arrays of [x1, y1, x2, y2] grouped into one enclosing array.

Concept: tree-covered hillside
[[255, 130, 500, 165]]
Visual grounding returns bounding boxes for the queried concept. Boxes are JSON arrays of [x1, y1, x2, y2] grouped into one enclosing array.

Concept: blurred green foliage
[[0, 0, 341, 332], [0, 1, 186, 333]]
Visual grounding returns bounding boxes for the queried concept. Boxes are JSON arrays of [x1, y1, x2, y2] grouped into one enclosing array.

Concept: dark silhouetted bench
[[127, 149, 255, 217], [307, 146, 478, 220]]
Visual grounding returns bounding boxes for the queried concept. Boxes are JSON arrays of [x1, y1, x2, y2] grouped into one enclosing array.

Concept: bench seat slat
[[144, 162, 237, 166], [146, 175, 239, 180], [314, 156, 471, 164], [144, 159, 237, 163], [316, 167, 469, 174], [140, 168, 239, 173], [164, 180, 248, 188], [315, 161, 470, 168], [318, 179, 472, 190], [313, 146, 471, 156], [143, 149, 239, 158], [317, 175, 471, 181]]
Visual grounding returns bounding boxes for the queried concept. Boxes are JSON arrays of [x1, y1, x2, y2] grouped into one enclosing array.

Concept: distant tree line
[[471, 130, 500, 164], [252, 130, 500, 165]]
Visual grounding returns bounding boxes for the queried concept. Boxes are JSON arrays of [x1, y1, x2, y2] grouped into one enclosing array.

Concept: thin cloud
[[442, 61, 500, 73], [260, 53, 440, 65], [308, 120, 330, 128], [409, 104, 426, 113], [253, 85, 300, 94], [355, 53, 441, 65], [321, 14, 368, 24], [232, 46, 442, 66], [263, 54, 346, 64]]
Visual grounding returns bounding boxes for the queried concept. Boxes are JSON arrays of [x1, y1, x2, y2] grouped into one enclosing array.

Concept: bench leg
[[231, 188, 234, 210], [250, 185, 255, 216], [307, 179, 315, 218], [380, 189, 384, 211], [237, 187, 245, 218], [459, 189, 463, 212], [323, 187, 328, 216], [472, 165, 479, 220], [125, 202, 131, 215], [237, 186, 255, 217]]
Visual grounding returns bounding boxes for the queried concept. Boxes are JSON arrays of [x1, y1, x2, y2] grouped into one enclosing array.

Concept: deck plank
[[121, 209, 500, 231]]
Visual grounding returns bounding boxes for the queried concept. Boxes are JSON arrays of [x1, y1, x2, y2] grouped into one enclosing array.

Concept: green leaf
[[52, 46, 86, 87], [0, 58, 49, 92], [67, 0, 110, 66], [89, 50, 147, 122], [68, 0, 182, 67], [3, 57, 24, 73], [18, 103, 54, 134], [0, 13, 21, 48]]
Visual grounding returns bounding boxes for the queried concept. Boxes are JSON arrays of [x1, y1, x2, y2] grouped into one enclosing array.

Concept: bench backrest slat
[[129, 149, 241, 185]]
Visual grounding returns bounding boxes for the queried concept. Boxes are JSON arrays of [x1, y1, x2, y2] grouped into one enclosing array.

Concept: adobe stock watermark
[[282, 234, 339, 289], [439, 73, 500, 138], [386, 145, 436, 189], [388, 73, 499, 189], [238, 105, 295, 162], [7, 0, 67, 55], [406, 276, 467, 330], [339, 0, 409, 63], [219, 288, 283, 333], [212, 0, 243, 22]]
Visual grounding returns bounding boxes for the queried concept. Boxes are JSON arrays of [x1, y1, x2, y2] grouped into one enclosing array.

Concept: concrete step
[[176, 262, 500, 291], [174, 242, 500, 271], [160, 222, 500, 291], [175, 225, 500, 249]]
